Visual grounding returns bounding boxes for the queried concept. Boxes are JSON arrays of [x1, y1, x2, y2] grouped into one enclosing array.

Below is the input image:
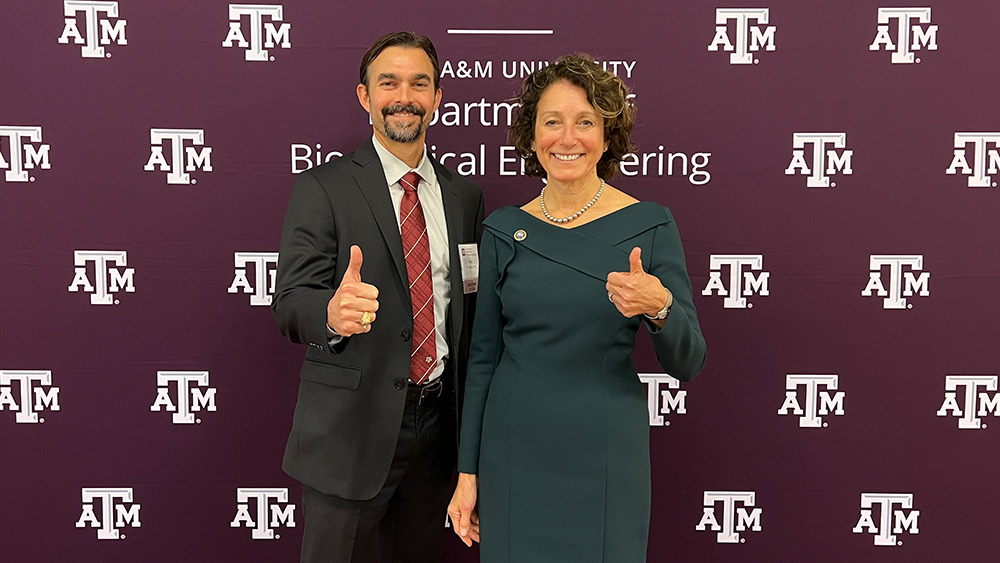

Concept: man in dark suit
[[271, 31, 485, 563]]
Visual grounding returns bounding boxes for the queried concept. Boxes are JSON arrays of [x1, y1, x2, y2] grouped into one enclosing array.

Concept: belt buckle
[[418, 379, 443, 406]]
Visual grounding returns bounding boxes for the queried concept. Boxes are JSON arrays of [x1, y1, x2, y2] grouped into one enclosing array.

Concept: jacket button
[[394, 379, 405, 390], [401, 330, 410, 341]]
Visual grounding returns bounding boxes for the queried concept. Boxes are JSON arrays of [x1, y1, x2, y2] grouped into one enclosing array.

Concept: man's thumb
[[344, 245, 364, 282]]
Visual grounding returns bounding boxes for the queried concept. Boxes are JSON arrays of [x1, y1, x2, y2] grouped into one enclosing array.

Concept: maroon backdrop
[[2, 1, 998, 561]]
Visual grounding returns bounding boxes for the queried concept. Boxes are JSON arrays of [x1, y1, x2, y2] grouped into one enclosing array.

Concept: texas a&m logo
[[638, 373, 686, 427], [853, 493, 919, 546], [946, 133, 1000, 188], [695, 491, 762, 544], [869, 8, 937, 64], [222, 4, 291, 61], [144, 128, 213, 185], [777, 374, 844, 428], [57, 1, 127, 59], [151, 371, 217, 424], [0, 370, 60, 424], [231, 488, 296, 539], [228, 252, 279, 306], [861, 255, 929, 310], [76, 488, 140, 540], [937, 375, 998, 430], [0, 126, 51, 183], [68, 250, 135, 305], [708, 8, 775, 65], [702, 255, 769, 309], [785, 133, 853, 188]]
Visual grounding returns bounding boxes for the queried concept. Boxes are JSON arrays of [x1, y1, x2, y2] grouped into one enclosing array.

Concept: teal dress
[[458, 203, 707, 563]]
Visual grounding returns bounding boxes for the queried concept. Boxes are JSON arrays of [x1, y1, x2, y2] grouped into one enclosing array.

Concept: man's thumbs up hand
[[327, 245, 380, 336]]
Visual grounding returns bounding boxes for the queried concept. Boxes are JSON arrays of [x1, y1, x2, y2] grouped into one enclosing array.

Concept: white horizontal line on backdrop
[[447, 29, 554, 35]]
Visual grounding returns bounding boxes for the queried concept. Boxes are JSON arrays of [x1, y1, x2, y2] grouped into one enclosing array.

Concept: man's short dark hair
[[359, 31, 440, 90]]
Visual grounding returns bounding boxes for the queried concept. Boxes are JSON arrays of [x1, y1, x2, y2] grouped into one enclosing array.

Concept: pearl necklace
[[540, 179, 605, 224]]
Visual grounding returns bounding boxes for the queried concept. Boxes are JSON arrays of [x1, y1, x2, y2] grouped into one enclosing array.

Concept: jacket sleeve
[[270, 169, 340, 352], [457, 227, 505, 474], [645, 207, 707, 382]]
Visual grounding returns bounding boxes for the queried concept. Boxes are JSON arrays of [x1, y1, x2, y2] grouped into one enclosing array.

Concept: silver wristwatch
[[644, 293, 673, 321]]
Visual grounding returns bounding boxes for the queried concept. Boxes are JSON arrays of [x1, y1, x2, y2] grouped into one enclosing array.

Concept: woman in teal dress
[[448, 54, 707, 562]]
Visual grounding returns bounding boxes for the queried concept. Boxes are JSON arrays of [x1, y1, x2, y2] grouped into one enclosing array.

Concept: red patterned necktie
[[399, 171, 437, 385]]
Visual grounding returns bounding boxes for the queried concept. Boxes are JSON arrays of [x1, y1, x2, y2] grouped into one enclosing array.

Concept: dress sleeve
[[457, 227, 505, 474], [645, 207, 707, 382]]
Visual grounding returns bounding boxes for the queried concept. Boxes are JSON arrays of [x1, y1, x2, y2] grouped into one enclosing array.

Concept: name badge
[[458, 243, 479, 294]]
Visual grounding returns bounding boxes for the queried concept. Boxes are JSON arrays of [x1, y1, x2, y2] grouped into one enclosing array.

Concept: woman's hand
[[447, 473, 480, 547], [606, 247, 672, 325]]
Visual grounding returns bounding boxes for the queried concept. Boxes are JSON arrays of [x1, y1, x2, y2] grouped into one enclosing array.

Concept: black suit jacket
[[272, 139, 485, 500]]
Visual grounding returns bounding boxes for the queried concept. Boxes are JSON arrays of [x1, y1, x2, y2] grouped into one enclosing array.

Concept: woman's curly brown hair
[[508, 54, 636, 180]]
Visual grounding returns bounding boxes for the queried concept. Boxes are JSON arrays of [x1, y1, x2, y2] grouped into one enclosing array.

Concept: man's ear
[[357, 83, 371, 113], [432, 87, 443, 114]]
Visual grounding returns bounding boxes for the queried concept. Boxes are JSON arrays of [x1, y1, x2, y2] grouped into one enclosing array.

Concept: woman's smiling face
[[533, 80, 607, 184]]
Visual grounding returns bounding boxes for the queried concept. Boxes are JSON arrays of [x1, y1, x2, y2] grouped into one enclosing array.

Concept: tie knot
[[401, 171, 421, 192]]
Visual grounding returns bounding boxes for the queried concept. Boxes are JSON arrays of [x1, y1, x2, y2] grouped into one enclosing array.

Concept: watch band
[[644, 292, 673, 321]]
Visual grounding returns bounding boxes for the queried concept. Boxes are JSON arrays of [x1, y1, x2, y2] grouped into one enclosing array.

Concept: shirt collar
[[371, 135, 436, 189]]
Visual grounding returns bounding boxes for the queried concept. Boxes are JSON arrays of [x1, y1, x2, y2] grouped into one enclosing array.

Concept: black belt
[[406, 378, 444, 406]]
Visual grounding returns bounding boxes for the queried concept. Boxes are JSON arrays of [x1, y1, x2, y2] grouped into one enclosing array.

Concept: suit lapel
[[435, 161, 466, 346], [352, 140, 408, 288], [352, 143, 467, 349]]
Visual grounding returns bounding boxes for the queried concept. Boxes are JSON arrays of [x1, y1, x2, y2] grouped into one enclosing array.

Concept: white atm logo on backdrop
[[76, 488, 140, 540], [68, 250, 134, 305], [57, 1, 127, 58], [0, 126, 51, 183], [947, 133, 1000, 188], [696, 491, 762, 543], [870, 8, 937, 64], [778, 374, 844, 428], [231, 488, 296, 539], [861, 255, 929, 309], [853, 493, 919, 546], [223, 4, 291, 61], [151, 371, 217, 424], [638, 373, 686, 426], [937, 375, 998, 429], [229, 252, 279, 306], [145, 129, 213, 184], [0, 370, 60, 424], [785, 133, 853, 187], [708, 8, 775, 65], [702, 255, 769, 308]]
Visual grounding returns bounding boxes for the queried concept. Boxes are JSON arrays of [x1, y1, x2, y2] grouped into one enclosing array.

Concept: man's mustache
[[383, 104, 426, 118]]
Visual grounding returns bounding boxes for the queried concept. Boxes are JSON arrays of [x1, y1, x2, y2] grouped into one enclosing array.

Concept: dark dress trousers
[[271, 139, 484, 552]]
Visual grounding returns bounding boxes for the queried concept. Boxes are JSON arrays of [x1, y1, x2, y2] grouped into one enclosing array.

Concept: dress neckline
[[515, 202, 644, 230]]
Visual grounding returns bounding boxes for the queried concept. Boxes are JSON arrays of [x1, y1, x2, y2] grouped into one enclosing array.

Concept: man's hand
[[327, 245, 380, 335]]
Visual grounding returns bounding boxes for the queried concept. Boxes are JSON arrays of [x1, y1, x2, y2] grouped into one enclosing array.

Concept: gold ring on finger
[[360, 311, 373, 326]]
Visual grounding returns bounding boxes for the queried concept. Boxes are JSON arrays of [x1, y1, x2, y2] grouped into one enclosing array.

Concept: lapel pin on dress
[[514, 229, 527, 241]]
